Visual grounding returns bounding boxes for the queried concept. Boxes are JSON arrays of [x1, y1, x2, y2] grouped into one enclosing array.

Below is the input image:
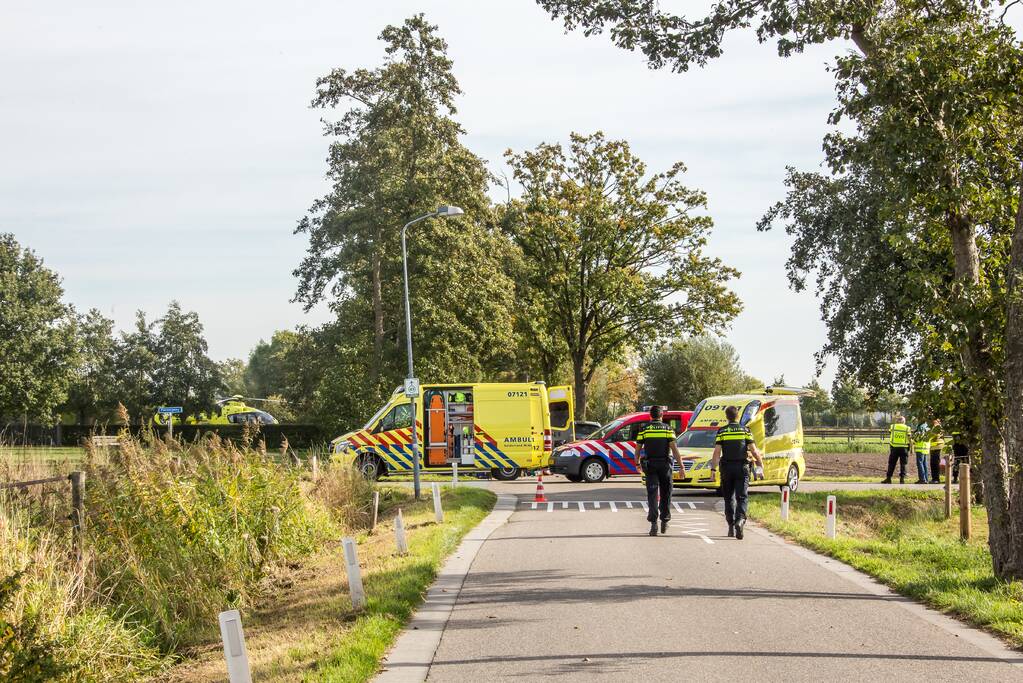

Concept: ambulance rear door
[[548, 385, 574, 445]]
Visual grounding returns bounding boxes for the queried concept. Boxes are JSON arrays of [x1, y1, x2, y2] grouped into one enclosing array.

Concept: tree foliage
[[65, 309, 118, 424], [293, 15, 519, 429], [639, 336, 760, 411], [0, 234, 78, 424], [504, 132, 741, 417]]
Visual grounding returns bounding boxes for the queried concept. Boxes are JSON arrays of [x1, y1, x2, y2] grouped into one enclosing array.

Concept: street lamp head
[[435, 205, 464, 218]]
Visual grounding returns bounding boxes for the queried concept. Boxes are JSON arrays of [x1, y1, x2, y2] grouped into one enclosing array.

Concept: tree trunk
[[1002, 163, 1023, 580], [949, 209, 1016, 578], [573, 356, 587, 421]]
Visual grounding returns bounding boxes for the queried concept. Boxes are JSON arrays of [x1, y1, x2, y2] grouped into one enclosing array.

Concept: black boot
[[899, 477, 906, 484], [660, 519, 669, 534], [727, 524, 735, 538], [735, 518, 745, 540], [649, 522, 658, 536], [882, 478, 892, 484]]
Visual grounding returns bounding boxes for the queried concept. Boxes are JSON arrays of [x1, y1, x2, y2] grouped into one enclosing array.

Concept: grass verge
[[748, 489, 1023, 648], [165, 485, 495, 682]]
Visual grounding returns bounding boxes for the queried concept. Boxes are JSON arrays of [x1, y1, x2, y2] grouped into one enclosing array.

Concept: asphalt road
[[425, 479, 1022, 682]]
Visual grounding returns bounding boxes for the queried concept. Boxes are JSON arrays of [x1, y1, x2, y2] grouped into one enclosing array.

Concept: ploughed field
[[805, 450, 888, 478]]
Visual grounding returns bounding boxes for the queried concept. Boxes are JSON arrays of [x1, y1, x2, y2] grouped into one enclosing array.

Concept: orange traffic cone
[[534, 472, 547, 503]]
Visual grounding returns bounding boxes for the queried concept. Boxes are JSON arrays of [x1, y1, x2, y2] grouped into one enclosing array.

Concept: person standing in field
[[912, 422, 931, 484], [883, 415, 911, 485], [928, 418, 944, 484]]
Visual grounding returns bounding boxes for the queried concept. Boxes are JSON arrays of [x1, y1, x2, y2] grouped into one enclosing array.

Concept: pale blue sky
[[8, 1, 996, 388]]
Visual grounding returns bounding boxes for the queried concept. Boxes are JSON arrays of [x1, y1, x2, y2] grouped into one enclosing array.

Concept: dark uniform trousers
[[929, 449, 942, 483], [720, 460, 750, 526], [643, 459, 672, 523], [886, 447, 908, 480]]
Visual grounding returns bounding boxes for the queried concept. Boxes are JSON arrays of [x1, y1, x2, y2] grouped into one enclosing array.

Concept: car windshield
[[362, 402, 393, 431], [676, 429, 718, 449], [589, 418, 626, 440]]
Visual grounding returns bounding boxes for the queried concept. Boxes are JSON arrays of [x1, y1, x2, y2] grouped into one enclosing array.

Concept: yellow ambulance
[[672, 388, 807, 492], [332, 382, 573, 480]]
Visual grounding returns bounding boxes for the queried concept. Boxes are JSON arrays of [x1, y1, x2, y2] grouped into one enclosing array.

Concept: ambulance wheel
[[784, 464, 800, 493], [492, 466, 521, 481], [357, 454, 382, 480], [580, 458, 607, 483]]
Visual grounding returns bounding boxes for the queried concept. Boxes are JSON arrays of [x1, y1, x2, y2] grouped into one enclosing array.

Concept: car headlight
[[333, 440, 351, 454], [559, 448, 580, 458]]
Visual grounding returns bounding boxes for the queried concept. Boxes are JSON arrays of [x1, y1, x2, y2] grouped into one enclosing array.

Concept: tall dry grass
[[0, 427, 382, 679]]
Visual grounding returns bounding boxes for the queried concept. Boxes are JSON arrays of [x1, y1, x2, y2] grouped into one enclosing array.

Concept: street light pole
[[400, 205, 464, 500]]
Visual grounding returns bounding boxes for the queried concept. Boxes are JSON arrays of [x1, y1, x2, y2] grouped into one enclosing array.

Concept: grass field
[[748, 489, 1023, 648], [166, 485, 495, 682], [804, 438, 887, 454]]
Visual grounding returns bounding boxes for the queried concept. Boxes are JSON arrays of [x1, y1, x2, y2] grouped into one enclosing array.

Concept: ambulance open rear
[[331, 382, 574, 480]]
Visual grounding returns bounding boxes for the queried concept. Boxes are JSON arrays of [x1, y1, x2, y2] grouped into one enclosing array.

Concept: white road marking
[[562, 501, 569, 509], [577, 501, 585, 512], [517, 500, 711, 513], [672, 502, 683, 512], [547, 502, 553, 512], [670, 522, 715, 544], [531, 502, 537, 509], [641, 502, 649, 511], [625, 501, 633, 509], [593, 501, 600, 509], [609, 501, 617, 512]]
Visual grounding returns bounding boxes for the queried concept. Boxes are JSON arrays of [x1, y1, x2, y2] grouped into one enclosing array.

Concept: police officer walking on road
[[635, 405, 682, 537], [710, 406, 764, 540]]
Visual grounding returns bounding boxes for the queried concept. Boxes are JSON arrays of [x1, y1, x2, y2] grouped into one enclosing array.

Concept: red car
[[550, 409, 693, 483]]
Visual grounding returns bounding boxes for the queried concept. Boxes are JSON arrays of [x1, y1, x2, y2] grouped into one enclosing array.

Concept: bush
[[83, 433, 333, 649], [0, 508, 165, 681], [309, 462, 376, 530]]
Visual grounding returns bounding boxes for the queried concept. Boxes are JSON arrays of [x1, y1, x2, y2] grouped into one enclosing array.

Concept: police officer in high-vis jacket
[[710, 406, 764, 540], [883, 415, 911, 484], [635, 405, 682, 536]]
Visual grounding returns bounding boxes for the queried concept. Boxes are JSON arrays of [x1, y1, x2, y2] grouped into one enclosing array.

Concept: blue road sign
[[158, 406, 183, 414]]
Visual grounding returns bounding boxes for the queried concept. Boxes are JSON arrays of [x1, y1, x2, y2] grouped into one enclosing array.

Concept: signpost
[[404, 378, 421, 500], [157, 406, 183, 439]]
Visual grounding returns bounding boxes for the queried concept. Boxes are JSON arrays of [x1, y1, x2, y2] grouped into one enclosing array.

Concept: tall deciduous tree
[[293, 15, 518, 428], [65, 309, 118, 424], [640, 336, 760, 411], [537, 0, 1023, 580], [113, 312, 157, 422], [504, 132, 740, 418], [0, 234, 78, 425], [149, 302, 221, 418]]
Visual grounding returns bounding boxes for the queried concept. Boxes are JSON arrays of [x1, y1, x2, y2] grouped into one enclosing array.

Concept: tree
[[218, 358, 248, 397], [832, 378, 866, 426], [149, 302, 221, 418], [504, 132, 741, 418], [536, 0, 1023, 581], [65, 309, 118, 424], [293, 15, 518, 429], [112, 312, 157, 422], [800, 378, 832, 425], [0, 234, 78, 425], [586, 361, 640, 424], [640, 336, 760, 411]]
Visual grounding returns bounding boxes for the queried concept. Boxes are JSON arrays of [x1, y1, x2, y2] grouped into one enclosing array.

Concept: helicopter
[[152, 395, 282, 426]]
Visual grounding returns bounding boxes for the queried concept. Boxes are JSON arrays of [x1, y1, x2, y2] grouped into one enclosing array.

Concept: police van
[[672, 388, 807, 492], [332, 382, 574, 481]]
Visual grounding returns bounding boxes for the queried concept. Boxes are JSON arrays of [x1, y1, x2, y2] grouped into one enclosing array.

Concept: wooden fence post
[[69, 471, 85, 563], [959, 463, 971, 541]]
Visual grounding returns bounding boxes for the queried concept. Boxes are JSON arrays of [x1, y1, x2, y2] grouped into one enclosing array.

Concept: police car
[[550, 408, 692, 483]]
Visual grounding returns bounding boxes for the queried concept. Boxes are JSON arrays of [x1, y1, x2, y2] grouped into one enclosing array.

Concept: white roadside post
[[218, 609, 252, 683], [451, 461, 459, 488], [825, 495, 837, 539], [395, 508, 409, 554], [780, 485, 790, 521], [432, 482, 444, 523], [342, 537, 366, 610], [371, 491, 380, 532], [311, 454, 319, 482]]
